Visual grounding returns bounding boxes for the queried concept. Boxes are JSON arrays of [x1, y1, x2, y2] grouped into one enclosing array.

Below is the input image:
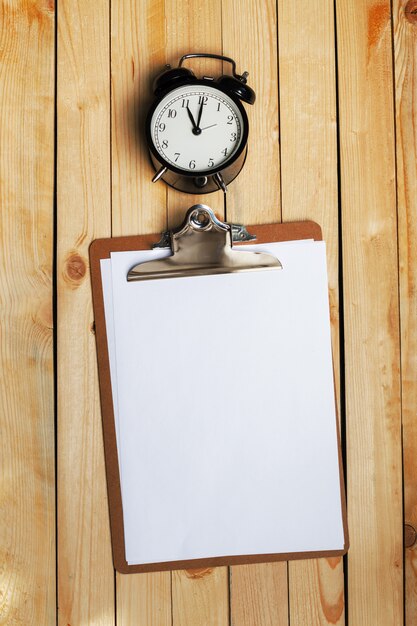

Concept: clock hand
[[186, 106, 202, 135], [186, 106, 197, 130], [196, 100, 204, 130], [200, 123, 218, 131]]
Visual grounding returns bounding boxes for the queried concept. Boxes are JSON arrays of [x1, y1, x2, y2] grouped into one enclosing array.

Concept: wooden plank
[[277, 0, 345, 623], [111, 0, 167, 238], [111, 1, 172, 624], [222, 0, 281, 225], [163, 2, 230, 624], [335, 1, 403, 624], [288, 558, 344, 626], [116, 573, 171, 626], [0, 2, 55, 624], [57, 2, 115, 624], [221, 1, 287, 625], [112, 2, 228, 622], [230, 564, 288, 626], [165, 0, 223, 225], [172, 568, 229, 626], [393, 0, 417, 622]]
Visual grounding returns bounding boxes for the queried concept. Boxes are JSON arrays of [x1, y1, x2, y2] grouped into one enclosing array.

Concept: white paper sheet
[[101, 241, 345, 565]]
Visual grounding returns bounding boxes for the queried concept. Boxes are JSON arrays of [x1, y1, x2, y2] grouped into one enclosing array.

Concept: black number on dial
[[181, 99, 190, 108], [227, 115, 233, 125], [168, 109, 177, 118], [230, 132, 237, 142], [208, 158, 214, 167], [189, 160, 196, 169], [162, 140, 168, 149], [198, 96, 208, 105], [174, 153, 180, 162], [159, 122, 166, 132], [221, 148, 228, 157]]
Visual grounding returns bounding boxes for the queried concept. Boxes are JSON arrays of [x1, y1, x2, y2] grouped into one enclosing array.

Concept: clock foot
[[194, 176, 208, 189], [152, 166, 168, 183], [213, 171, 227, 193]]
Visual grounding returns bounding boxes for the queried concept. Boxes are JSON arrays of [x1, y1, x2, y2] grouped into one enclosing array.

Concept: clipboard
[[90, 205, 348, 574]]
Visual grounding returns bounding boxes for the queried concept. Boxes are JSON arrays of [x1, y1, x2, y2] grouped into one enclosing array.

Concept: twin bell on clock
[[146, 53, 255, 194]]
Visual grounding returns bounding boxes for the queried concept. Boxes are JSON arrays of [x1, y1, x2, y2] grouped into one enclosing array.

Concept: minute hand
[[196, 100, 204, 130], [200, 123, 218, 131]]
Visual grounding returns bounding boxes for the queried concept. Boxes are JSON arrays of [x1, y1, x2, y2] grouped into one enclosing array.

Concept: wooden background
[[1, 0, 416, 623]]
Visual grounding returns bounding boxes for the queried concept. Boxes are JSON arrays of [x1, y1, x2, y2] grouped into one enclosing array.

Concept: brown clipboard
[[90, 211, 349, 574]]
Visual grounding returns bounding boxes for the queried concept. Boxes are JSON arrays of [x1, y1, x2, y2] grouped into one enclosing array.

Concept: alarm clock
[[145, 53, 255, 194]]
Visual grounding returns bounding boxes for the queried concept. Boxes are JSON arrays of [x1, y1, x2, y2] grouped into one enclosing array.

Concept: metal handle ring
[[190, 208, 211, 230], [178, 53, 248, 83]]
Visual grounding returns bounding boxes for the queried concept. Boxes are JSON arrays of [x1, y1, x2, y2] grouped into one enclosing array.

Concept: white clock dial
[[150, 84, 244, 173]]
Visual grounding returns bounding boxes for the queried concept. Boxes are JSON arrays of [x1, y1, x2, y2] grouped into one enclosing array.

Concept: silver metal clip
[[231, 223, 256, 242], [153, 220, 256, 249], [127, 205, 282, 282]]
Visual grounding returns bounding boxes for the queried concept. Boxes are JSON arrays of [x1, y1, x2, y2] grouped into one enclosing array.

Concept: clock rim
[[145, 79, 249, 177]]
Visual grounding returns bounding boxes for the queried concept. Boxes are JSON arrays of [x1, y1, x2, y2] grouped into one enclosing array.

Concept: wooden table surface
[[1, 0, 415, 624]]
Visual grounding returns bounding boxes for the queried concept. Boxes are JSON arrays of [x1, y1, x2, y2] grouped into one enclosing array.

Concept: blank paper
[[101, 241, 345, 566]]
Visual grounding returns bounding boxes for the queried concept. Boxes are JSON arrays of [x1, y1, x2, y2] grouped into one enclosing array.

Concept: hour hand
[[186, 106, 201, 135]]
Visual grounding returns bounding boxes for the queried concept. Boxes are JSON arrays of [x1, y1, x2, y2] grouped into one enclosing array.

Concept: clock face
[[149, 83, 246, 174]]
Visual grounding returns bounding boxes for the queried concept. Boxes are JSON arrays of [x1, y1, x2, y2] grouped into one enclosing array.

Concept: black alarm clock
[[145, 53, 256, 194]]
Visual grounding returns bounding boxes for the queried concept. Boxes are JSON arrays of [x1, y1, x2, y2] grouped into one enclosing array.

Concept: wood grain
[[221, 1, 287, 624], [222, 0, 280, 225], [111, 0, 167, 238], [172, 568, 229, 626], [111, 1, 171, 623], [116, 573, 171, 626], [393, 0, 417, 622], [57, 2, 115, 625], [277, 0, 345, 623], [288, 558, 344, 626], [230, 564, 288, 626], [0, 2, 55, 624], [336, 1, 403, 624]]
